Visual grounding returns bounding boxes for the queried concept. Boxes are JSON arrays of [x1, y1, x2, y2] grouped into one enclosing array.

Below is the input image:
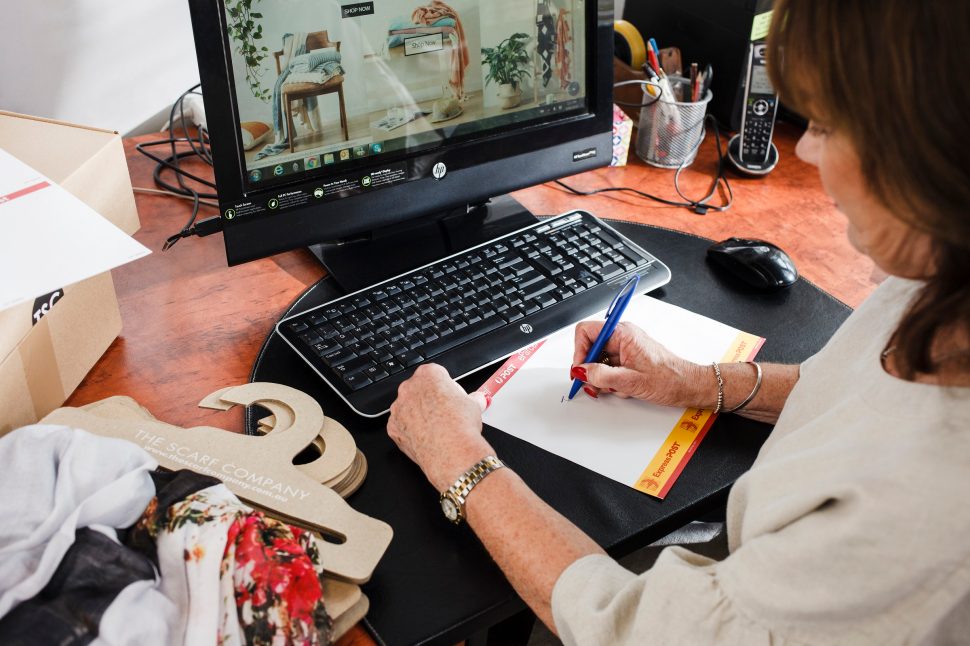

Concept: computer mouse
[[706, 237, 799, 291]]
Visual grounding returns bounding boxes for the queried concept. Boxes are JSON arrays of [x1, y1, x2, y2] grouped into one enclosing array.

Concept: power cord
[[568, 80, 733, 215], [134, 84, 223, 250]]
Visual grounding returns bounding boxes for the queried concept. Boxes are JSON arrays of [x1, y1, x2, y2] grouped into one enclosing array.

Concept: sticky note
[[751, 10, 773, 41]]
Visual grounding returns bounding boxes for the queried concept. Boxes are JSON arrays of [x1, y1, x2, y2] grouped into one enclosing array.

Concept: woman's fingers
[[575, 363, 646, 397]]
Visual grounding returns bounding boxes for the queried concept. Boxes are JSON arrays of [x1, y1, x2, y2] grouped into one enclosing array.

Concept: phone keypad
[[742, 98, 776, 161]]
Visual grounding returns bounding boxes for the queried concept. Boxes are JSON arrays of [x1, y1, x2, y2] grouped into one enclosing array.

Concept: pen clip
[[604, 274, 640, 319]]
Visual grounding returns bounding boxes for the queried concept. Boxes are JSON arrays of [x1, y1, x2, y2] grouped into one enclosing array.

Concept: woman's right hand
[[571, 321, 709, 408]]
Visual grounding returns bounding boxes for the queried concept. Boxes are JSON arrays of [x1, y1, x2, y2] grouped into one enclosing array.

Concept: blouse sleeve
[[551, 491, 962, 645], [551, 549, 772, 646]]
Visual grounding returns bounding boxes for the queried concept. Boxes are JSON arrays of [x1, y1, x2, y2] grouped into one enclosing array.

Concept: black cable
[[554, 115, 732, 215], [134, 84, 221, 250]]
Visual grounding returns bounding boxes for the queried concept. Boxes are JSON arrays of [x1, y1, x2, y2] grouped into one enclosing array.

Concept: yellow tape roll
[[613, 20, 647, 70]]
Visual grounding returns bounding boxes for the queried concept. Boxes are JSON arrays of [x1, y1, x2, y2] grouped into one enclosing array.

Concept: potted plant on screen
[[482, 33, 532, 109]]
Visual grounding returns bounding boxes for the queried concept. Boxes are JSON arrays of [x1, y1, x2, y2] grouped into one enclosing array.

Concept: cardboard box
[[0, 111, 141, 435]]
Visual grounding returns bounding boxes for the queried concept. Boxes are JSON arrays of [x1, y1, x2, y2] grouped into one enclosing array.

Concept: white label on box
[[0, 148, 150, 312]]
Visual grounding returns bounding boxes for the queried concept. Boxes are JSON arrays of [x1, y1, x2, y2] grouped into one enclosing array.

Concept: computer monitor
[[188, 0, 614, 288]]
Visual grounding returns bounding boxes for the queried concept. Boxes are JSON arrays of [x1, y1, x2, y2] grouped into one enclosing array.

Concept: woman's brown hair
[[767, 0, 970, 377]]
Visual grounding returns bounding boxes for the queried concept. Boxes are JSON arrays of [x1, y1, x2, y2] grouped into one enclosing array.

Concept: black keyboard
[[276, 211, 671, 416]]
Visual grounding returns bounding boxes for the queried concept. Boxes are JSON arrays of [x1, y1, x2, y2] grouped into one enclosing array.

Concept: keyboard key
[[593, 263, 624, 281], [398, 350, 424, 367], [619, 247, 649, 267], [338, 302, 356, 315], [351, 296, 371, 308], [333, 356, 374, 377], [333, 317, 356, 333], [348, 312, 370, 327], [521, 279, 557, 302], [346, 342, 373, 356], [531, 255, 562, 276], [595, 228, 625, 249], [312, 340, 340, 357], [422, 316, 505, 360], [333, 332, 358, 346], [534, 293, 558, 308], [343, 373, 372, 391], [382, 359, 405, 374], [299, 331, 323, 345], [511, 270, 544, 289], [576, 270, 599, 289], [321, 349, 356, 368], [287, 321, 309, 333], [314, 325, 338, 341], [363, 365, 390, 382]]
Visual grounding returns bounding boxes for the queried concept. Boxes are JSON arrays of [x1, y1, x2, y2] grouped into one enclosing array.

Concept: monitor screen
[[189, 0, 613, 266]]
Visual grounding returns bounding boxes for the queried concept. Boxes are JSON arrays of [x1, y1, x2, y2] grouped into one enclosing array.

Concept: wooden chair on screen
[[273, 30, 349, 153]]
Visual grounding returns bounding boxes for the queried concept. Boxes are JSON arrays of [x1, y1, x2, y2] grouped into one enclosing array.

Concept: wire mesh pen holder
[[636, 77, 712, 169]]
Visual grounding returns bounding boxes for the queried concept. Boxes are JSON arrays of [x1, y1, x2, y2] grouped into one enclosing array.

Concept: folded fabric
[[0, 528, 172, 646], [289, 48, 342, 73], [387, 16, 457, 47], [224, 513, 333, 645], [0, 425, 157, 619], [284, 67, 343, 86]]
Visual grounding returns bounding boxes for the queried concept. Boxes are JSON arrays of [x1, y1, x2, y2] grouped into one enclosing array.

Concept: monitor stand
[[307, 194, 539, 294]]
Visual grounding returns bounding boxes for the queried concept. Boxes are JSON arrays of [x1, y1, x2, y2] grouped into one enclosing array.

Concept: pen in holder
[[636, 76, 712, 169]]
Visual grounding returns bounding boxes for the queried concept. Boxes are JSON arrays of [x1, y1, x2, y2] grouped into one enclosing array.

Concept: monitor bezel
[[188, 0, 615, 265]]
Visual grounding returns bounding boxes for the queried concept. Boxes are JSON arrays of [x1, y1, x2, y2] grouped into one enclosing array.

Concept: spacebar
[[422, 316, 506, 359]]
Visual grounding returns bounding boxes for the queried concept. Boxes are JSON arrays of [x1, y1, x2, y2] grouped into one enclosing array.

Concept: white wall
[[1, 0, 200, 135]]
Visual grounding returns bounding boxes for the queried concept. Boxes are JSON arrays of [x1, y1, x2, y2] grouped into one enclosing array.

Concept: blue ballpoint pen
[[567, 274, 640, 400]]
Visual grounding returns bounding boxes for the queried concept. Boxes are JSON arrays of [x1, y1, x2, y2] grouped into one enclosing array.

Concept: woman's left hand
[[387, 364, 493, 491]]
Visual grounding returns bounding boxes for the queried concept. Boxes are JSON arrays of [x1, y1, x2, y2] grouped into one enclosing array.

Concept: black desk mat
[[249, 221, 852, 645]]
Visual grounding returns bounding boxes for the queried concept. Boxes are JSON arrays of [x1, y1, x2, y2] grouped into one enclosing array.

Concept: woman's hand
[[571, 321, 709, 407], [387, 364, 494, 491]]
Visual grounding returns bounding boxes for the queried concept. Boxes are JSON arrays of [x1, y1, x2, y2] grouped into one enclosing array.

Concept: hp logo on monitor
[[432, 162, 447, 180]]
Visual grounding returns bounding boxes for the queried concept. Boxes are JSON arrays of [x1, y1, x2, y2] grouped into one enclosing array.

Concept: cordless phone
[[728, 41, 779, 175]]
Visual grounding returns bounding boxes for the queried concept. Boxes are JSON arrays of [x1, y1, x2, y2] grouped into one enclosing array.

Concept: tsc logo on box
[[32, 289, 63, 325]]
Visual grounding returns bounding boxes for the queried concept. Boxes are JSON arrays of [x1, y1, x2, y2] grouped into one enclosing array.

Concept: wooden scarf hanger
[[44, 382, 392, 583]]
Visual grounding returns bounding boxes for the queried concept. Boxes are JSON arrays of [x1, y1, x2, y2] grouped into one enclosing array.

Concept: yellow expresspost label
[[633, 331, 764, 498]]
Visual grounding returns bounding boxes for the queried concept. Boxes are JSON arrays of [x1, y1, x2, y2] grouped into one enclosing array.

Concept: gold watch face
[[441, 495, 460, 523]]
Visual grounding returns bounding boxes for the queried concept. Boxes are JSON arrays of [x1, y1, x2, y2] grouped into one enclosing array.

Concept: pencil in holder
[[635, 76, 712, 169]]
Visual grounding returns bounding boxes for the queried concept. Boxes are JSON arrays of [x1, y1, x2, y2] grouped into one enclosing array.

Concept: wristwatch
[[440, 455, 506, 524]]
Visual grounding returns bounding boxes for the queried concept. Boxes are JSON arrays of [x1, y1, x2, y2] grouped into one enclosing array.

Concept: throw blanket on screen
[[412, 0, 469, 100], [556, 8, 572, 90]]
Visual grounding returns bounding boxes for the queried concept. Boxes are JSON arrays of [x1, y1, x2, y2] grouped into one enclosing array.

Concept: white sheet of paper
[[0, 148, 150, 311], [482, 295, 758, 490]]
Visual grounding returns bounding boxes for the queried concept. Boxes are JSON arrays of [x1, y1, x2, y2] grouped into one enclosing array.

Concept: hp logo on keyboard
[[519, 324, 533, 334], [432, 162, 447, 180]]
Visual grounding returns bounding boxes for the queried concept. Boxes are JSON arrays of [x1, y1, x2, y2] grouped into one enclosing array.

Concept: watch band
[[440, 455, 505, 524]]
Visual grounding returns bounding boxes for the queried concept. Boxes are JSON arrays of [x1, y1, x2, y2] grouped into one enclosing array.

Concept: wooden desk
[[67, 122, 874, 645]]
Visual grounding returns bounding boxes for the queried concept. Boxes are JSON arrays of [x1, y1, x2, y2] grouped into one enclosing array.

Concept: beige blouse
[[552, 278, 970, 645]]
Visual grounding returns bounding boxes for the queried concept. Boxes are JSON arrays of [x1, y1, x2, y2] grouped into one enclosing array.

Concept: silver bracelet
[[710, 362, 724, 414], [725, 362, 763, 413]]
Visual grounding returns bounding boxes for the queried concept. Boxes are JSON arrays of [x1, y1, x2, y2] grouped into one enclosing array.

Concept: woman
[[387, 0, 970, 642]]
